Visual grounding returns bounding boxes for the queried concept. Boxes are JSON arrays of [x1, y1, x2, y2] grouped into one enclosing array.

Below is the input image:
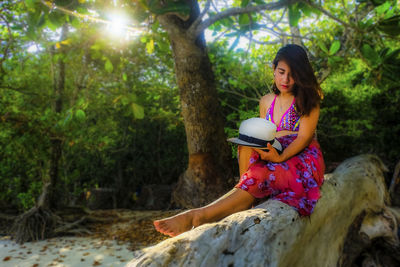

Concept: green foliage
[[0, 1, 186, 211], [141, 0, 191, 20]]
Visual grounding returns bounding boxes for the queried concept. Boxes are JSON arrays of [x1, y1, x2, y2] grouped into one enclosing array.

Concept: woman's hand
[[254, 143, 283, 163]]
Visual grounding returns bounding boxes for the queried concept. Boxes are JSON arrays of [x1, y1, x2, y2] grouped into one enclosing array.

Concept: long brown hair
[[271, 44, 322, 116]]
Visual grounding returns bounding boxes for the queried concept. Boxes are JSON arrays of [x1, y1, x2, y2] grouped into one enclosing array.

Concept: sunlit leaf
[[146, 39, 154, 54], [288, 4, 301, 27], [318, 41, 329, 54], [25, 0, 37, 10], [131, 103, 144, 119], [75, 109, 86, 121], [239, 14, 250, 26], [329, 40, 341, 55], [61, 39, 71, 45], [105, 59, 113, 73], [375, 1, 391, 16], [113, 95, 122, 104]]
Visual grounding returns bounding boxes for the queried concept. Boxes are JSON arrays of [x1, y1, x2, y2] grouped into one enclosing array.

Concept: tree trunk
[[127, 155, 400, 266], [48, 23, 68, 209], [158, 1, 234, 208]]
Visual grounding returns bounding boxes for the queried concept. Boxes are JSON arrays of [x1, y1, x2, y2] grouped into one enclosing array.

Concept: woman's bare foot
[[153, 209, 203, 237]]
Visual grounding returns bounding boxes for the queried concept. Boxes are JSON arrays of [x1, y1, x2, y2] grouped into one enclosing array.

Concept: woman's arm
[[275, 130, 298, 138], [255, 105, 320, 163]]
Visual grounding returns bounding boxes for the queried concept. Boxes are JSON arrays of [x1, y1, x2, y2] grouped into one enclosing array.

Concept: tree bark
[[127, 155, 400, 266], [158, 1, 235, 208], [48, 23, 68, 209]]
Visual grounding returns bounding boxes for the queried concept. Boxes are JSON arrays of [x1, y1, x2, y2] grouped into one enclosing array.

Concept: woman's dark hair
[[271, 44, 322, 116]]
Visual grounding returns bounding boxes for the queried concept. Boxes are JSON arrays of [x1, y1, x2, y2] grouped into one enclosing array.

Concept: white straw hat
[[227, 118, 282, 153]]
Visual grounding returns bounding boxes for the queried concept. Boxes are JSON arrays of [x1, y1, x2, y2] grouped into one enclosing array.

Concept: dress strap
[[271, 95, 277, 111]]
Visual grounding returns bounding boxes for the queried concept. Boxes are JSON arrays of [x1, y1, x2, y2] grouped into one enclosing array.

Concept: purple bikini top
[[266, 95, 300, 132]]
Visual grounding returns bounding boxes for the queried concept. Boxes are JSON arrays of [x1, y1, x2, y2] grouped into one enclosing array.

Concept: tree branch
[[242, 34, 281, 45], [188, 0, 213, 34], [1, 85, 42, 96], [191, 0, 295, 38], [301, 0, 354, 30]]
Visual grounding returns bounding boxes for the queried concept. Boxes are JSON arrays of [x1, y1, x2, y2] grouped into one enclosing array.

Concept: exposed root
[[54, 216, 88, 234], [11, 206, 59, 244], [0, 213, 17, 221]]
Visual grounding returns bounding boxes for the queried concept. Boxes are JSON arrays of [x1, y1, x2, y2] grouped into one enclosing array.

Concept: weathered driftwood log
[[127, 155, 400, 267]]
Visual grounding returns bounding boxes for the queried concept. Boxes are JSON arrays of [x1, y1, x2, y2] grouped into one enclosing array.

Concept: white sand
[[0, 236, 134, 267]]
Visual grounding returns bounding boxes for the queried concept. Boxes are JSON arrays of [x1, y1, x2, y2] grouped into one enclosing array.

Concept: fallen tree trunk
[[127, 154, 400, 266]]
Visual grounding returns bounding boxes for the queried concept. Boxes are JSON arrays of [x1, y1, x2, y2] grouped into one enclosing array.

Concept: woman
[[154, 44, 325, 237]]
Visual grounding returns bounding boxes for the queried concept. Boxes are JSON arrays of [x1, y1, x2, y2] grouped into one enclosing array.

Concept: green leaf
[[361, 44, 381, 67], [121, 96, 129, 105], [329, 40, 341, 55], [69, 15, 81, 28], [131, 103, 144, 119], [140, 36, 147, 43], [288, 4, 301, 27], [239, 14, 250, 26], [241, 0, 250, 8], [146, 39, 154, 54], [105, 59, 113, 73], [25, 0, 37, 10], [220, 17, 234, 27], [375, 1, 391, 16], [318, 41, 329, 54], [151, 20, 160, 32], [144, 0, 191, 20], [298, 2, 314, 17], [377, 15, 400, 36], [48, 11, 66, 30], [75, 109, 86, 121], [26, 25, 37, 40], [157, 39, 170, 52], [123, 73, 128, 81]]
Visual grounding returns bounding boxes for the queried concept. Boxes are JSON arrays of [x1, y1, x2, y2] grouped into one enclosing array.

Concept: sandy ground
[[0, 236, 133, 267], [0, 209, 181, 267]]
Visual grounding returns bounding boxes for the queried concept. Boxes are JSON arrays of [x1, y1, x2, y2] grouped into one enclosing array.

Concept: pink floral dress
[[235, 95, 325, 216]]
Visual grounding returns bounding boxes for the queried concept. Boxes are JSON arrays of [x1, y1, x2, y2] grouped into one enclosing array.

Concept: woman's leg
[[154, 188, 255, 237]]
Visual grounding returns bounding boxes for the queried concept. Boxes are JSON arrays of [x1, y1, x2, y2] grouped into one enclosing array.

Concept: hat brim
[[227, 138, 282, 152]]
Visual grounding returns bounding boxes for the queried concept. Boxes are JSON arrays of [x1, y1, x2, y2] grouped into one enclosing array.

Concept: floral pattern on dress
[[235, 134, 325, 216]]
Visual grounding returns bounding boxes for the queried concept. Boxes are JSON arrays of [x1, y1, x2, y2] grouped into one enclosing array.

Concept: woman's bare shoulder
[[259, 93, 275, 106], [259, 93, 276, 118]]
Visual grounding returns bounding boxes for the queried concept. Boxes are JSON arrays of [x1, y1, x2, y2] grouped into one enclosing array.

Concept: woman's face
[[274, 60, 295, 94]]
